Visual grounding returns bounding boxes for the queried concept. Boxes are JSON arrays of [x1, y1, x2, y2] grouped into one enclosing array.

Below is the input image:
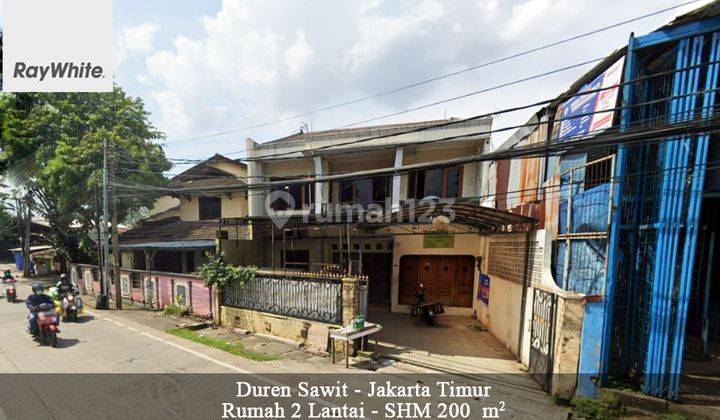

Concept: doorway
[[398, 255, 475, 307], [362, 253, 392, 307]]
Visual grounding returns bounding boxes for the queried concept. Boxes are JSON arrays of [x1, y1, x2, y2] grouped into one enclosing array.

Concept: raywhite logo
[[2, 0, 113, 92], [13, 62, 106, 82]]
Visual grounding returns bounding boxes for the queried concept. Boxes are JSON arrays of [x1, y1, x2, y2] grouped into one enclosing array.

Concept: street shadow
[[74, 315, 95, 323], [4, 298, 25, 303], [55, 338, 80, 349]]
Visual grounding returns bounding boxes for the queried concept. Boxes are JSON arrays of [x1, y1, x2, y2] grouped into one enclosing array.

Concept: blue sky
[[11, 1, 717, 174]]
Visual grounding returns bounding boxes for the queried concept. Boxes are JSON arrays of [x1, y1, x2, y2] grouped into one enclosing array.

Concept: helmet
[[60, 274, 67, 280], [3, 270, 10, 277], [32, 283, 44, 295]]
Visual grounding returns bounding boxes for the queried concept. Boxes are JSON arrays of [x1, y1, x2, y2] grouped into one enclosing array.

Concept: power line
[[111, 116, 720, 195], [111, 84, 720, 189], [162, 0, 702, 144], [157, 57, 720, 164]]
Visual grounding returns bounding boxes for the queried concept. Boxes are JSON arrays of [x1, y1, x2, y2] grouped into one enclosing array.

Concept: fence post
[[213, 286, 222, 324], [342, 277, 360, 326]]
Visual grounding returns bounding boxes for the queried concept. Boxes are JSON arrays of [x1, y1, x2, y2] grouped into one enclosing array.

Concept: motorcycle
[[31, 303, 59, 347], [2, 277, 16, 303], [61, 291, 83, 322]]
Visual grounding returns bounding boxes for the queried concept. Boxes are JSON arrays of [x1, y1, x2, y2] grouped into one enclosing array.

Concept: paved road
[[0, 282, 568, 419], [0, 282, 247, 374]]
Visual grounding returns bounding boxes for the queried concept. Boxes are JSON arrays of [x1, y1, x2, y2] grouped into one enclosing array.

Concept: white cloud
[[115, 22, 160, 67], [285, 30, 315, 78], [132, 0, 693, 157]]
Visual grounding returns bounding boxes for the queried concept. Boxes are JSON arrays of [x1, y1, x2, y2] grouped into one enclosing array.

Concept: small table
[[329, 323, 383, 368]]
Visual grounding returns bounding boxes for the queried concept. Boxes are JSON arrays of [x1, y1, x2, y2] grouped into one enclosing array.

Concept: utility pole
[[21, 196, 31, 278], [111, 141, 122, 309], [101, 138, 111, 301]]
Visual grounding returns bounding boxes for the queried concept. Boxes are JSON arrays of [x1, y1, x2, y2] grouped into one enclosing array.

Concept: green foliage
[[552, 394, 572, 407], [571, 394, 624, 420], [166, 328, 280, 361], [194, 251, 258, 288], [163, 304, 191, 317], [0, 87, 171, 260]]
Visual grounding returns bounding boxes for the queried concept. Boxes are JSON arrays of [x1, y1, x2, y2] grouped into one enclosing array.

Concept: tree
[[0, 86, 171, 262]]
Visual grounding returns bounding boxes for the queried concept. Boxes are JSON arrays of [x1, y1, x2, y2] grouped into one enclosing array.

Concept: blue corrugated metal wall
[[602, 19, 720, 400]]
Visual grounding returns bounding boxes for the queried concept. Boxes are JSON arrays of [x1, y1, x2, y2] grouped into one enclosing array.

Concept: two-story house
[[118, 154, 250, 275], [215, 118, 527, 319]]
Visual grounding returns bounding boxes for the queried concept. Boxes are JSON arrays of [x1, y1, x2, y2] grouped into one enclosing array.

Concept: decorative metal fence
[[223, 274, 344, 324], [358, 278, 369, 317]]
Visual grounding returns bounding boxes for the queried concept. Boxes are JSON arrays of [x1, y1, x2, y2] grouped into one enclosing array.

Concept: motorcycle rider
[[55, 274, 74, 297], [26, 284, 55, 335], [1, 270, 14, 297]]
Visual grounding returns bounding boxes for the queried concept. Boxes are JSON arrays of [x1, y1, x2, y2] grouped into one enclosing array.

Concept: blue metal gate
[[603, 22, 720, 400]]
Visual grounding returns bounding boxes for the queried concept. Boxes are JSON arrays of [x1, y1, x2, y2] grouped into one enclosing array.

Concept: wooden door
[[398, 255, 419, 304], [398, 255, 475, 308], [455, 256, 475, 308], [435, 256, 457, 307]]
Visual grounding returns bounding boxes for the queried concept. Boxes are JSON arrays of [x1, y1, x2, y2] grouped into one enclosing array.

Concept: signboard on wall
[[478, 273, 490, 305], [423, 234, 454, 248], [556, 57, 625, 141]]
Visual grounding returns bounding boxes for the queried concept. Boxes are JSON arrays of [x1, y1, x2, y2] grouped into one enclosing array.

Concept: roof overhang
[[119, 240, 216, 250], [222, 200, 536, 235]]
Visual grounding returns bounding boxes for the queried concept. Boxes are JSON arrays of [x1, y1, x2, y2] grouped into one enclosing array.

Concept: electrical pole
[[111, 141, 122, 309], [101, 138, 111, 301]]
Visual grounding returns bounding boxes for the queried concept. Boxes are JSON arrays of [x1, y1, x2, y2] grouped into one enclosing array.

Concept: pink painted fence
[[70, 264, 214, 317]]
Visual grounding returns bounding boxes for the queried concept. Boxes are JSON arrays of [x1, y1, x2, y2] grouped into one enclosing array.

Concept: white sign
[[2, 0, 113, 92]]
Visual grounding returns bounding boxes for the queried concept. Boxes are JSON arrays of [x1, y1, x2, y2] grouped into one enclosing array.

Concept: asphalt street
[[0, 282, 567, 419]]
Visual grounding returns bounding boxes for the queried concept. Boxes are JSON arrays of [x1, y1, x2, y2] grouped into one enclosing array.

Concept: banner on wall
[[478, 273, 490, 305], [556, 57, 625, 141]]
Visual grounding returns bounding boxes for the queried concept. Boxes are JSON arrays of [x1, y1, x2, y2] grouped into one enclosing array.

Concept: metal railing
[[223, 273, 344, 324]]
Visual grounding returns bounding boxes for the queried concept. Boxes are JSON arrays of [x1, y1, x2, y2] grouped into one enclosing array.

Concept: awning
[[8, 245, 53, 253], [221, 200, 536, 235], [119, 240, 216, 250]]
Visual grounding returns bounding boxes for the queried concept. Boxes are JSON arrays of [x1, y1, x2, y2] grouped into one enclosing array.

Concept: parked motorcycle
[[31, 303, 59, 347]]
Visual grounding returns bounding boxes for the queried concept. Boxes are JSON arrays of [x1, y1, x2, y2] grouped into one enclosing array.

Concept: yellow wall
[[147, 196, 180, 217], [221, 191, 247, 218], [179, 196, 199, 221], [210, 160, 247, 177], [388, 227, 487, 316]]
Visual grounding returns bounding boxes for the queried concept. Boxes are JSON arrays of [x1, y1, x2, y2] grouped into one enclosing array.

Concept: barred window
[[487, 241, 540, 285]]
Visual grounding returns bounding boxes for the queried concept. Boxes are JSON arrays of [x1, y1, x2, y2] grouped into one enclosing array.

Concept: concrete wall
[[388, 227, 486, 316], [484, 233, 535, 358], [485, 275, 523, 356], [147, 196, 180, 217], [221, 306, 333, 353], [221, 191, 247, 218], [552, 295, 584, 396], [74, 264, 214, 317], [179, 196, 199, 221]]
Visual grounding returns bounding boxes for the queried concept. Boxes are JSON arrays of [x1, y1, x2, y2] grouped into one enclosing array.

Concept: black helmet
[[32, 283, 44, 294]]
